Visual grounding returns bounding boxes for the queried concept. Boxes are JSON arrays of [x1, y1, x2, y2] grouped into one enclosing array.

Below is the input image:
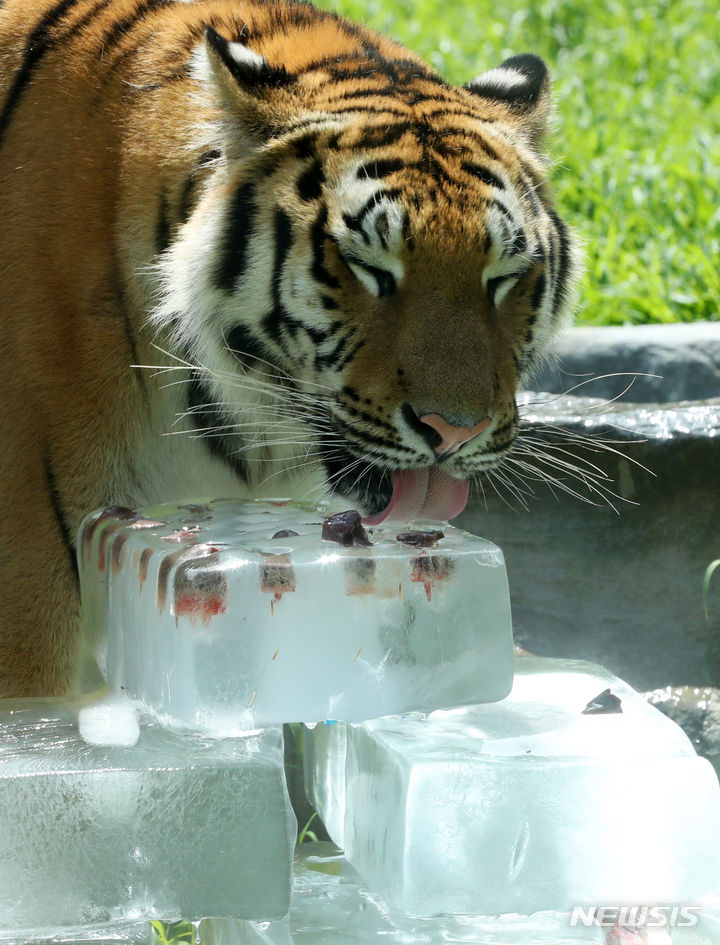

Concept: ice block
[[0, 700, 295, 934], [78, 500, 513, 731], [289, 843, 611, 945], [153, 850, 720, 945], [0, 920, 153, 945], [304, 657, 720, 916], [198, 917, 294, 945]]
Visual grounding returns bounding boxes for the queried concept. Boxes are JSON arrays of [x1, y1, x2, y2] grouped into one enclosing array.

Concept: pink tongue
[[363, 469, 470, 525]]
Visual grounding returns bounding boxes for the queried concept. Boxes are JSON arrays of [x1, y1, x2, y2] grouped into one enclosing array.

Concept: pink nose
[[419, 413, 492, 456]]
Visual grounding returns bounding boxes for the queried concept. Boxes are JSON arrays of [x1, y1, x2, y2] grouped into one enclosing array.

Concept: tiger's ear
[[204, 26, 291, 89], [465, 54, 551, 147], [201, 26, 294, 141]]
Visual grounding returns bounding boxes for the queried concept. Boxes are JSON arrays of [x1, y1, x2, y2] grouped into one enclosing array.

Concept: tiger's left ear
[[465, 54, 551, 147], [200, 26, 295, 142], [204, 26, 292, 89]]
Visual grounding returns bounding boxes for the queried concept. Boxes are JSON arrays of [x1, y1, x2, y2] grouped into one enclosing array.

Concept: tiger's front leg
[[0, 424, 84, 697]]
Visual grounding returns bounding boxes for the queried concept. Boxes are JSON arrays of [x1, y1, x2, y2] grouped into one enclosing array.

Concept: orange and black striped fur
[[0, 0, 581, 696]]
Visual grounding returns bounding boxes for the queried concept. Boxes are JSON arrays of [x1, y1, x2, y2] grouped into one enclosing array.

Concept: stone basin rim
[[528, 321, 720, 405]]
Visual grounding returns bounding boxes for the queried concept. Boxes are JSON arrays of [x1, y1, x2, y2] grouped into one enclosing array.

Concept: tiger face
[[151, 26, 580, 523]]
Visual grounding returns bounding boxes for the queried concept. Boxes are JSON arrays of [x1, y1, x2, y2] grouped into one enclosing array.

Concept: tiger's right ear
[[200, 27, 295, 141]]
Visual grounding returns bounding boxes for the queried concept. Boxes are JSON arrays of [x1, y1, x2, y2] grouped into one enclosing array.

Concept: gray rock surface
[[645, 686, 720, 776], [531, 321, 720, 403], [457, 322, 720, 693]]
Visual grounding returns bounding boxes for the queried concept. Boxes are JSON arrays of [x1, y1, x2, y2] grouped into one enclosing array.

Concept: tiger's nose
[[419, 412, 493, 456]]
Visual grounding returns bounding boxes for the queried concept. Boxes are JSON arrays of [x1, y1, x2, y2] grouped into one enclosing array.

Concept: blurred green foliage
[[150, 919, 195, 945], [317, 0, 720, 325]]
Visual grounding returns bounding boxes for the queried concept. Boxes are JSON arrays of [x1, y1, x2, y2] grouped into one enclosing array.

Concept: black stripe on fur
[[187, 377, 248, 482], [342, 188, 402, 234], [0, 0, 82, 148], [178, 150, 220, 224], [44, 451, 79, 583], [261, 208, 296, 353], [215, 181, 257, 292], [156, 190, 172, 256], [357, 158, 405, 181], [547, 207, 573, 318], [226, 323, 270, 367], [310, 206, 340, 290], [296, 160, 325, 202], [95, 0, 167, 54], [462, 163, 505, 190]]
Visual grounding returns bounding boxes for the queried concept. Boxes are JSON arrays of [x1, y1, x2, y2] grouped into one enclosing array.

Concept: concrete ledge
[[530, 321, 720, 403]]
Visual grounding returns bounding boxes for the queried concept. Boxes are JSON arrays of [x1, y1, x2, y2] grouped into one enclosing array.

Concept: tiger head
[[151, 23, 581, 522]]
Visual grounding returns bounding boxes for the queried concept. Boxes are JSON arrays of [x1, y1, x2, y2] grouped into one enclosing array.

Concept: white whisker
[[523, 371, 662, 404]]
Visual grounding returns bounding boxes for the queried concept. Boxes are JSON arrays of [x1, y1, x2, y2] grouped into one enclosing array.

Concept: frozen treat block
[[0, 700, 295, 934], [198, 916, 294, 945], [304, 657, 720, 916], [0, 920, 154, 945], [78, 500, 513, 731], [289, 843, 612, 945]]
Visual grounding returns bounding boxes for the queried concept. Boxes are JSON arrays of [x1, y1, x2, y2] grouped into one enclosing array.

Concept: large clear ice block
[[78, 500, 513, 731], [304, 657, 720, 916], [0, 921, 152, 945], [0, 700, 295, 934], [199, 845, 720, 945], [290, 843, 608, 945]]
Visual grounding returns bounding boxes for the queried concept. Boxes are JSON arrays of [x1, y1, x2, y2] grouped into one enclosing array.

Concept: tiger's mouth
[[363, 468, 470, 524], [318, 444, 470, 524]]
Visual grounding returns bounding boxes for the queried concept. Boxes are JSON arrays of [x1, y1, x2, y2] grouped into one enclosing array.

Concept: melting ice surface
[[0, 700, 295, 933], [78, 500, 514, 731], [305, 657, 720, 917], [9, 847, 720, 945]]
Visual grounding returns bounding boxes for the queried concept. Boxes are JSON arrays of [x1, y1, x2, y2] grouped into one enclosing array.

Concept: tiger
[[0, 0, 581, 698]]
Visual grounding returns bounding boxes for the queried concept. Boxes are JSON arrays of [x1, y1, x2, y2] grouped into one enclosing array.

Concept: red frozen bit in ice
[[174, 591, 227, 625], [410, 554, 451, 602]]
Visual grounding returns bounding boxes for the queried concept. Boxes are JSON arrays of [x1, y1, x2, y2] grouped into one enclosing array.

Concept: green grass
[[150, 920, 195, 945], [316, 0, 720, 326]]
